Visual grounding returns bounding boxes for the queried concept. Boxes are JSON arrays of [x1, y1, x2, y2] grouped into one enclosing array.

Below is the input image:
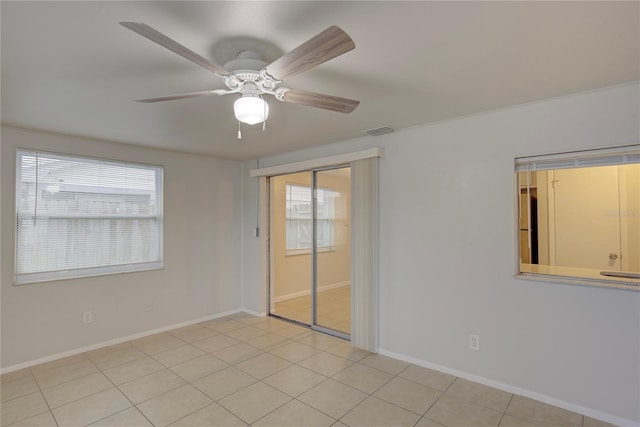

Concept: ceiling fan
[[120, 22, 360, 135]]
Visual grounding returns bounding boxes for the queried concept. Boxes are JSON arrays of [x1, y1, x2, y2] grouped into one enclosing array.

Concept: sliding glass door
[[313, 168, 351, 337], [269, 171, 313, 326], [269, 167, 351, 338]]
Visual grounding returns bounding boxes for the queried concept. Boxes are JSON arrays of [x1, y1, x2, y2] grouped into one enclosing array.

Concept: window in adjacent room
[[515, 146, 640, 288], [15, 149, 163, 284], [285, 183, 334, 254]]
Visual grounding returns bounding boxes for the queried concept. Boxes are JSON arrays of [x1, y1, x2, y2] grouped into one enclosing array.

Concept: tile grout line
[[6, 319, 257, 426], [358, 362, 426, 418], [112, 372, 211, 426], [6, 315, 594, 427], [225, 321, 404, 426], [497, 393, 516, 427], [200, 324, 307, 424], [88, 336, 179, 374], [5, 318, 357, 427], [416, 369, 459, 424], [81, 352, 157, 427], [87, 351, 148, 372], [205, 320, 346, 424], [166, 401, 245, 427], [8, 357, 89, 426], [267, 348, 409, 425], [29, 354, 99, 392], [183, 334, 303, 423], [334, 360, 426, 425], [37, 378, 59, 427], [7, 391, 54, 427], [93, 337, 253, 425], [254, 397, 339, 427]]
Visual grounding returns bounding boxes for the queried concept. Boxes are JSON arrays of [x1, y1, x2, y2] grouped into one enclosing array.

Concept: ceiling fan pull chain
[[237, 121, 242, 140], [262, 100, 267, 131]]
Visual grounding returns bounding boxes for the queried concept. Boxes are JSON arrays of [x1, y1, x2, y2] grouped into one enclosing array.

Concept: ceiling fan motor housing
[[222, 50, 286, 98], [223, 50, 267, 79]]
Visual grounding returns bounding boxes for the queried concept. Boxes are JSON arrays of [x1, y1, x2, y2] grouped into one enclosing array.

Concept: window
[[285, 183, 334, 254], [515, 146, 640, 288], [15, 149, 163, 284]]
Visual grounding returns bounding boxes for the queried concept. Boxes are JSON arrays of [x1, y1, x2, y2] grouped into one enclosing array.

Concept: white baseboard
[[377, 348, 639, 427], [1, 309, 241, 374], [241, 308, 267, 317], [273, 281, 350, 303]]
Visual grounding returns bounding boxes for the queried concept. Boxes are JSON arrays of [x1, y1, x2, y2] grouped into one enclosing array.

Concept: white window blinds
[[515, 147, 640, 172], [285, 184, 334, 252], [15, 149, 163, 284]]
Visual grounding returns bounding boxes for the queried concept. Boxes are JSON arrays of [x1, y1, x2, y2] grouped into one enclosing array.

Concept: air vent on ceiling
[[363, 126, 394, 136]]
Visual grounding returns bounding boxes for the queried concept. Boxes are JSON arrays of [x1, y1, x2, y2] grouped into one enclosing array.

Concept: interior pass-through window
[[515, 146, 640, 289]]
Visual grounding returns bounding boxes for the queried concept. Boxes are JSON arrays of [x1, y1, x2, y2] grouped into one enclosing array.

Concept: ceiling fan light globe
[[234, 96, 269, 125]]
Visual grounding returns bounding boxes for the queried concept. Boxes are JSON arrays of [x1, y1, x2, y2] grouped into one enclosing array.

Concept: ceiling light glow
[[234, 95, 269, 125]]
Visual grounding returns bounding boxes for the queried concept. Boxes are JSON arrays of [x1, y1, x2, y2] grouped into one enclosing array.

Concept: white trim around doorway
[[250, 148, 384, 177]]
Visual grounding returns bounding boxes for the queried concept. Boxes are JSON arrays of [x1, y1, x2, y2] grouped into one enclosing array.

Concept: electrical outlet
[[469, 334, 480, 350], [82, 311, 93, 324]]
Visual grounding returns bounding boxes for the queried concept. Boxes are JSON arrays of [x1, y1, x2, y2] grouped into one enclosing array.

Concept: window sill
[[14, 262, 164, 285], [516, 263, 640, 291], [286, 246, 335, 256]]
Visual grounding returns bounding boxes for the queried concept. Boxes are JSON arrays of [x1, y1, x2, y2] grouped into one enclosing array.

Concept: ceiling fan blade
[[282, 88, 359, 113], [135, 90, 225, 103], [120, 22, 229, 77], [265, 26, 355, 81]]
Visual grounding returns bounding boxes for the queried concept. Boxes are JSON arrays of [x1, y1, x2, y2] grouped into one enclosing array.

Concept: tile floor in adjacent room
[[1, 313, 615, 427], [273, 286, 351, 334]]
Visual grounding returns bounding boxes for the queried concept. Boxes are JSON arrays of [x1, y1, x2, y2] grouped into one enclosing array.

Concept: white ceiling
[[2, 1, 638, 161]]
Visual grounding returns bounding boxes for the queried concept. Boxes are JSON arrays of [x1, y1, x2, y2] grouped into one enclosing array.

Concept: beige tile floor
[[274, 286, 351, 334], [1, 313, 616, 427]]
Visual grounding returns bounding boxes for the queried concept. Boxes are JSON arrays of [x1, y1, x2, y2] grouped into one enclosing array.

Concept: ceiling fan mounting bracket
[[274, 87, 291, 102], [260, 69, 282, 86]]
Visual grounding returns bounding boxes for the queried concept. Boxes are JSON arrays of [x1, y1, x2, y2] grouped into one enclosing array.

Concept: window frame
[[285, 182, 335, 256], [514, 145, 640, 290], [14, 148, 164, 285]]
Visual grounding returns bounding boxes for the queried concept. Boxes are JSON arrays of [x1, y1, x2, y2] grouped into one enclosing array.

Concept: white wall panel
[[1, 126, 242, 368], [241, 83, 640, 423]]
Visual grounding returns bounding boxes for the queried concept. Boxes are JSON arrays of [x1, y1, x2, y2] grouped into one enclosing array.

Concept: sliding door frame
[[266, 165, 351, 340], [310, 166, 351, 340], [253, 148, 383, 350]]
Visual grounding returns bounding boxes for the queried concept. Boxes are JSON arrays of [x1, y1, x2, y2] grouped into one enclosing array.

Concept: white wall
[[241, 83, 640, 423], [1, 126, 242, 368]]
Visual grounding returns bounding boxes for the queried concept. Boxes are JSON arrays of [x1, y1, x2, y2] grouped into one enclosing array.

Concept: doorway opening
[[268, 166, 352, 339]]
